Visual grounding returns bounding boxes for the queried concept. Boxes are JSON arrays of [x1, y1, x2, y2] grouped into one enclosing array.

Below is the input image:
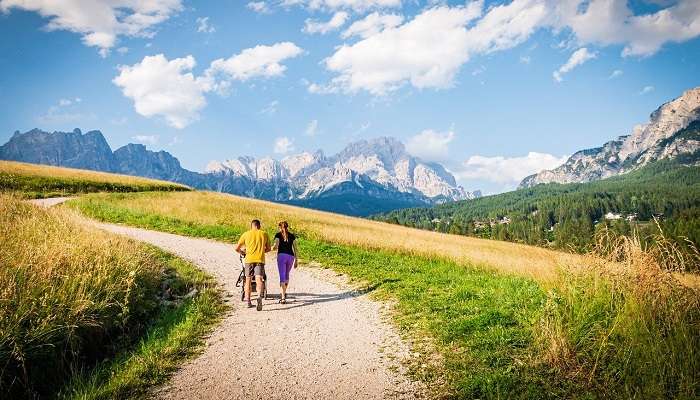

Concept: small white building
[[605, 212, 623, 220]]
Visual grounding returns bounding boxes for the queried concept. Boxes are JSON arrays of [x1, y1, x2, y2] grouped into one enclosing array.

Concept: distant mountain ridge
[[0, 129, 478, 215], [520, 87, 700, 188]]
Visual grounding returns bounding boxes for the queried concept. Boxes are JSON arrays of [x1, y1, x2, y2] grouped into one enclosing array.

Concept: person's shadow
[[262, 278, 400, 312], [262, 291, 356, 311]]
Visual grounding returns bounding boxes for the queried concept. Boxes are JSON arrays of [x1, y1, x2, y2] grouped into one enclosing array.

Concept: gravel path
[[30, 197, 422, 399]]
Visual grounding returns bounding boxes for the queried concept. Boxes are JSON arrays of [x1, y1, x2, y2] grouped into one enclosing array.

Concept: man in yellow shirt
[[235, 219, 271, 310]]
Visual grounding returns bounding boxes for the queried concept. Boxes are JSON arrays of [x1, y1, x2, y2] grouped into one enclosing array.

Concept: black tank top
[[275, 232, 296, 255]]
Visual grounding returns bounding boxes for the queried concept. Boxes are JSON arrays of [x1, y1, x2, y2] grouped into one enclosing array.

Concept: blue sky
[[1, 0, 699, 194]]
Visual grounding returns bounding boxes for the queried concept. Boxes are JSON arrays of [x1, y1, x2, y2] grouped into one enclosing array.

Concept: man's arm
[[235, 233, 245, 254], [264, 233, 272, 253]]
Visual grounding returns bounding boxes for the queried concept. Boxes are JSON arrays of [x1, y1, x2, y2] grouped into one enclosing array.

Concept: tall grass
[[0, 195, 222, 398], [537, 227, 700, 398], [0, 160, 190, 197]]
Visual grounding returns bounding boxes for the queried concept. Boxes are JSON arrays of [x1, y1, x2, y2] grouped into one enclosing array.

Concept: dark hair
[[278, 221, 289, 242], [251, 219, 261, 228]]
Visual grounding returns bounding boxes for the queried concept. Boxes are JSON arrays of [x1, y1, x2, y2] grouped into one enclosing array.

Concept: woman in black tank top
[[272, 221, 299, 303]]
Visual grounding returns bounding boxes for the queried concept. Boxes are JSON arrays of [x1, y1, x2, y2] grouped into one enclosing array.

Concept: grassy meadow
[[0, 195, 225, 399], [69, 191, 700, 399], [0, 160, 190, 198]]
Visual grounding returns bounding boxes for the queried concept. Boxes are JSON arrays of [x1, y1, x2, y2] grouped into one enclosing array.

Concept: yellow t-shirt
[[237, 229, 270, 263]]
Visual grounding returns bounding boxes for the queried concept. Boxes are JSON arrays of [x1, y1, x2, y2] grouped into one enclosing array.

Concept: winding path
[[30, 198, 422, 399]]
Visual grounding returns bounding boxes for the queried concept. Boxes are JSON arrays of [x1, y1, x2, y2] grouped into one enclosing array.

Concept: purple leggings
[[277, 253, 295, 283]]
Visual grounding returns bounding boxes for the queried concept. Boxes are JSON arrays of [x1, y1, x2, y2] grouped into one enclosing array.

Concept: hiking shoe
[[256, 296, 263, 311], [247, 301, 254, 308]]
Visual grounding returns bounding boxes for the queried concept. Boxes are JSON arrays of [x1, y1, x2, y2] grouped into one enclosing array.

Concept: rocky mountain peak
[[520, 86, 700, 188]]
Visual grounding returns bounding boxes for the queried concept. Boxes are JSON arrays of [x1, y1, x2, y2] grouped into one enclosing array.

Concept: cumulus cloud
[[0, 0, 183, 57], [553, 47, 596, 82], [457, 152, 568, 186], [552, 0, 700, 57], [303, 11, 348, 34], [114, 43, 302, 128], [247, 1, 270, 13], [310, 0, 700, 95], [196, 16, 215, 33], [305, 119, 319, 136], [317, 1, 548, 95], [280, 0, 401, 12], [206, 42, 303, 85], [131, 135, 159, 145], [274, 136, 295, 154], [113, 54, 213, 129], [406, 129, 455, 162], [341, 12, 403, 39]]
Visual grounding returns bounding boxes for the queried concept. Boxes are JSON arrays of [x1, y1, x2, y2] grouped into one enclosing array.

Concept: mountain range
[[520, 87, 700, 188], [0, 130, 478, 215]]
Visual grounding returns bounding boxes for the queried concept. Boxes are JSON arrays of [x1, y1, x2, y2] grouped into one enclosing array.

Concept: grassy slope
[[0, 160, 190, 198], [0, 195, 225, 399], [68, 192, 580, 398], [69, 191, 700, 399]]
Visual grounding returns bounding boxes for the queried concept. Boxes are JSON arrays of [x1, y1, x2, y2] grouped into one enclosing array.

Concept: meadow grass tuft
[[0, 160, 190, 198], [0, 194, 225, 399], [537, 229, 700, 399]]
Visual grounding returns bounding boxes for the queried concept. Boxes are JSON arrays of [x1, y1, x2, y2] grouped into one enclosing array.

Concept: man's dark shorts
[[245, 262, 265, 277]]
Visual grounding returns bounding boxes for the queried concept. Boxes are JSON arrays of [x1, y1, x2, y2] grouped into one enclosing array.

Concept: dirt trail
[[29, 197, 422, 399]]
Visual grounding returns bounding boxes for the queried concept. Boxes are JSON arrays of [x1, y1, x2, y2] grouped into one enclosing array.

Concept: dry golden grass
[[0, 194, 167, 395], [0, 160, 189, 192], [94, 191, 585, 282]]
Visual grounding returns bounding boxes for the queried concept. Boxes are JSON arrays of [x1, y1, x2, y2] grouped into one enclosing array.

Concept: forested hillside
[[374, 158, 700, 268]]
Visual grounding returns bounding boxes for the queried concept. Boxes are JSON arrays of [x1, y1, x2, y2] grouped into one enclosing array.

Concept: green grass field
[[69, 191, 700, 399], [0, 160, 190, 198], [0, 195, 225, 399]]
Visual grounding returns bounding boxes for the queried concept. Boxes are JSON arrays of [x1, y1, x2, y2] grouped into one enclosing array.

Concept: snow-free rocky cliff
[[0, 130, 477, 215], [520, 87, 700, 188]]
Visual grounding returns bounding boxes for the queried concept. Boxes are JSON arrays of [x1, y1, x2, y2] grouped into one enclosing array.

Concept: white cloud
[[206, 42, 303, 85], [406, 129, 455, 162], [608, 69, 623, 79], [274, 136, 295, 154], [341, 12, 403, 39], [471, 65, 486, 76], [0, 0, 183, 57], [553, 47, 596, 82], [113, 54, 213, 129], [259, 100, 279, 115], [320, 4, 481, 95], [318, 1, 548, 95], [519, 55, 531, 64], [304, 11, 348, 34], [131, 135, 159, 145], [116, 46, 129, 55], [457, 152, 568, 186], [552, 0, 700, 57], [247, 1, 270, 13], [114, 43, 302, 128], [640, 85, 655, 95], [196, 16, 215, 33], [58, 98, 72, 106], [305, 119, 319, 136], [281, 0, 401, 12]]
